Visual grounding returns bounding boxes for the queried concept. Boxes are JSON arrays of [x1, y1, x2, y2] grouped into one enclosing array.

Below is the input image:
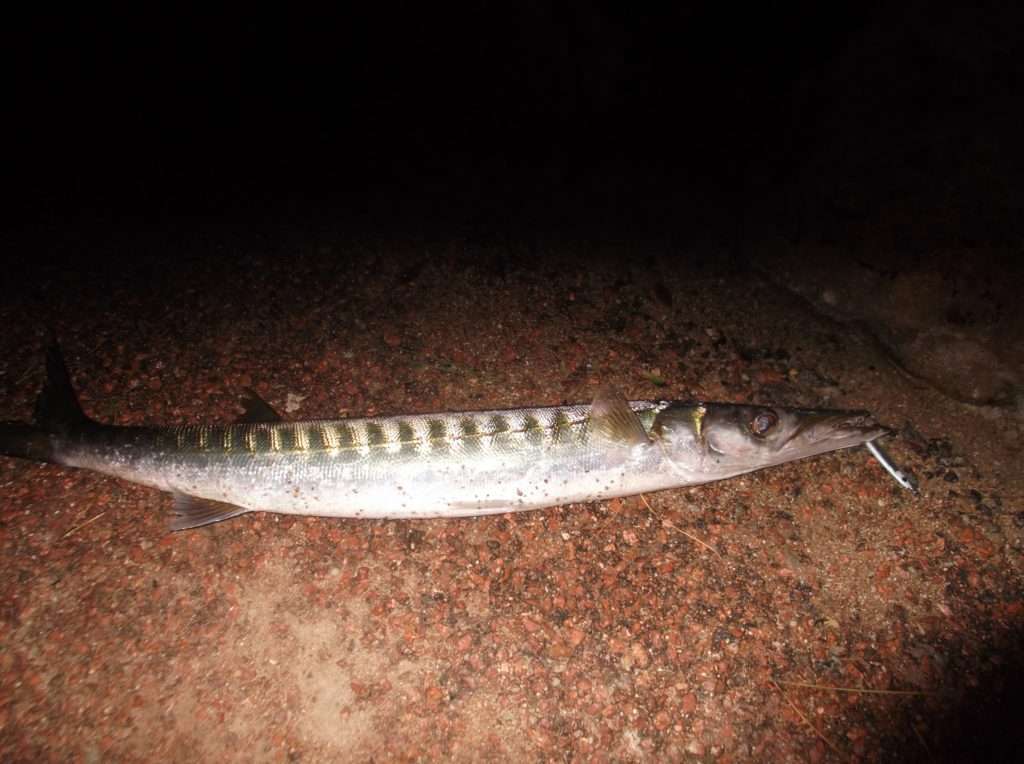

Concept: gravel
[[1, 228, 1021, 761]]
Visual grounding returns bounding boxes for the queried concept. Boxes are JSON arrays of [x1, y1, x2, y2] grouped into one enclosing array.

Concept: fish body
[[1, 345, 890, 531], [59, 402, 677, 523]]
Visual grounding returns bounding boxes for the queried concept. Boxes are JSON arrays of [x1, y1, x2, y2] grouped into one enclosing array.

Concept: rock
[[895, 328, 1018, 405]]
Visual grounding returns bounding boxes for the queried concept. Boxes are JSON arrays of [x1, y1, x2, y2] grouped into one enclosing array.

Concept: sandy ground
[[1, 230, 1021, 761]]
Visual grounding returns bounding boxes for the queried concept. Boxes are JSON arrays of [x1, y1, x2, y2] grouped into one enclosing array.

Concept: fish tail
[[1, 340, 94, 464]]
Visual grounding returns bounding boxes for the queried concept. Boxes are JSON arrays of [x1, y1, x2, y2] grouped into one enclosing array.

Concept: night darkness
[[4, 3, 1024, 761], [0, 5, 943, 230], [9, 3, 1023, 247]]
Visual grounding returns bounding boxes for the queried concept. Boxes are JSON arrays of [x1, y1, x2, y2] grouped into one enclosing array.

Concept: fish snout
[[811, 410, 892, 445]]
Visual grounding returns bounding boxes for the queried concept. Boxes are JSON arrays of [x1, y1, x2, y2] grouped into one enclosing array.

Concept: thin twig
[[13, 364, 36, 386], [771, 680, 843, 758], [62, 511, 105, 539], [776, 679, 931, 696], [639, 494, 722, 560]]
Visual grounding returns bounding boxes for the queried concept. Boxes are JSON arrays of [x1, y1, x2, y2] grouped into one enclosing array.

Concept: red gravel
[[1, 233, 1021, 761]]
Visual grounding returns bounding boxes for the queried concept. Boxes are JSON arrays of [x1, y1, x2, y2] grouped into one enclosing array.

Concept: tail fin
[[0, 341, 90, 464], [34, 341, 90, 434]]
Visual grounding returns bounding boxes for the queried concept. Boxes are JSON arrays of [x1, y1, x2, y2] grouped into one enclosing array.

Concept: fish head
[[652, 403, 891, 478]]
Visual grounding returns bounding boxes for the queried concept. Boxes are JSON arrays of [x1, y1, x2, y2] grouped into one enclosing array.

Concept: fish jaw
[[769, 408, 892, 458]]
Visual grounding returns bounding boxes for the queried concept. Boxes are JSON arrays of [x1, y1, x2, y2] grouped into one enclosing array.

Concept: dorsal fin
[[34, 340, 91, 434], [236, 388, 284, 423], [589, 386, 651, 447]]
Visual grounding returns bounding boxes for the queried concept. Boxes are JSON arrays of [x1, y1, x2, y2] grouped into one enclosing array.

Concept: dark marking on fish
[[397, 420, 419, 455], [522, 414, 544, 447], [551, 410, 572, 444], [308, 423, 329, 451], [365, 422, 386, 448], [428, 419, 449, 453], [277, 424, 299, 452], [337, 424, 357, 450], [250, 425, 272, 453], [459, 417, 480, 453]]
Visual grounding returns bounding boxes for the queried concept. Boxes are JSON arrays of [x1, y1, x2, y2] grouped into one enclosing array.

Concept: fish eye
[[749, 410, 778, 437]]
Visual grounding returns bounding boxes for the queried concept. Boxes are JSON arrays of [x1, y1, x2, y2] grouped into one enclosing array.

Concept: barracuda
[[0, 344, 892, 531]]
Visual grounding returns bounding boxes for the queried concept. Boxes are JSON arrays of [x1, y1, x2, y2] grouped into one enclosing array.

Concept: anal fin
[[170, 493, 251, 531]]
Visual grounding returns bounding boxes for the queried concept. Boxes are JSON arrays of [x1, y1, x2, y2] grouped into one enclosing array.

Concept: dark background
[[9, 2, 1022, 250]]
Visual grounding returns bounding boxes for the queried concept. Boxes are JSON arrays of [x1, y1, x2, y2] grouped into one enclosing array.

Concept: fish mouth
[[792, 409, 892, 451]]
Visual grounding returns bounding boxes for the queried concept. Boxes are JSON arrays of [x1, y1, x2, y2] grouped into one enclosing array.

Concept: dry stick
[[62, 511, 106, 539], [771, 680, 843, 758], [776, 679, 930, 696], [639, 494, 722, 560]]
